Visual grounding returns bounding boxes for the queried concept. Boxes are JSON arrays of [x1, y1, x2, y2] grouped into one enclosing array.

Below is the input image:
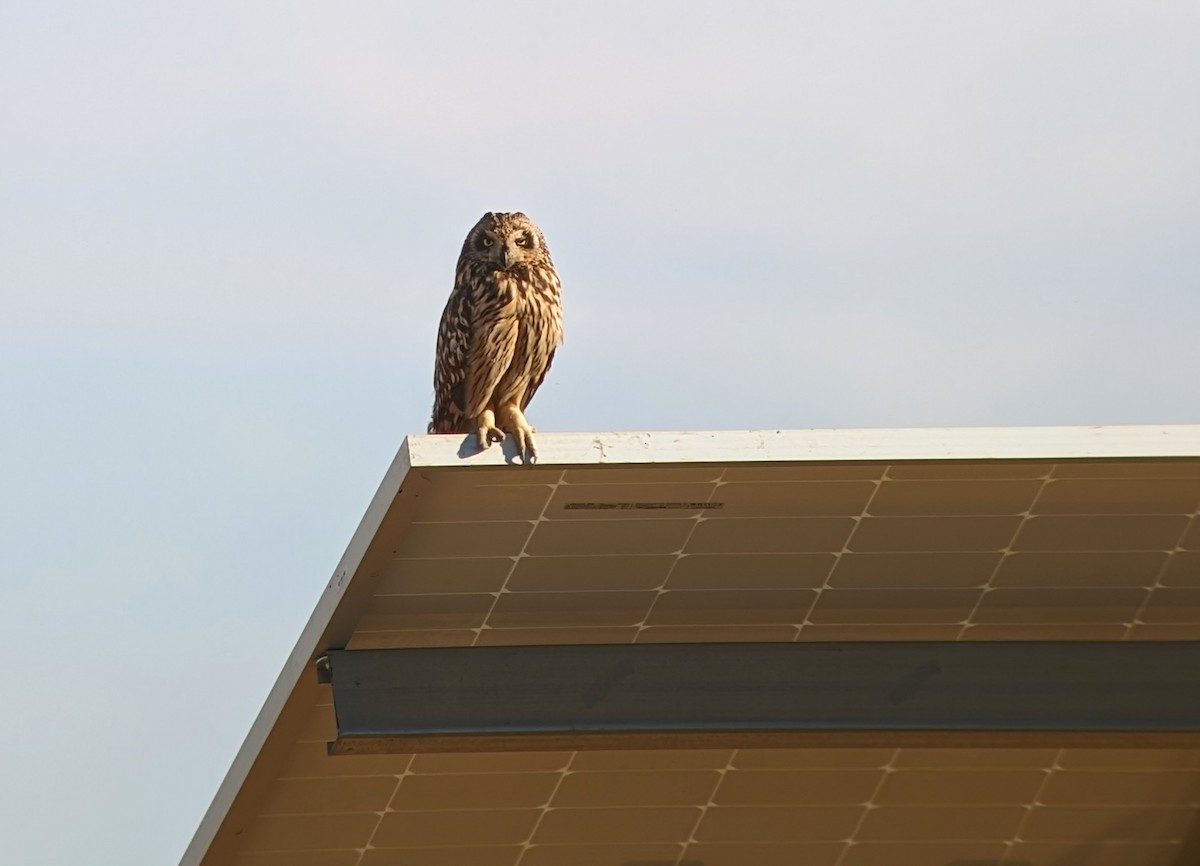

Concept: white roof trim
[[406, 425, 1200, 468]]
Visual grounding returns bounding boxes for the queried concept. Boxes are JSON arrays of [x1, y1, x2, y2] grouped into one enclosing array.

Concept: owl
[[428, 212, 564, 464]]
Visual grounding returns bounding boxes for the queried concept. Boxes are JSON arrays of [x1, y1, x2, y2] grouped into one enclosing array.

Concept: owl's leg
[[497, 403, 537, 465], [473, 408, 505, 451]]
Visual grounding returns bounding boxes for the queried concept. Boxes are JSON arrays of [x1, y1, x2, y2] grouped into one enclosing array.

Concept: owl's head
[[460, 212, 552, 272]]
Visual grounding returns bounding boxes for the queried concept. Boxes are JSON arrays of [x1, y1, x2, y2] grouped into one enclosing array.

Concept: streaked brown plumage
[[429, 212, 563, 464]]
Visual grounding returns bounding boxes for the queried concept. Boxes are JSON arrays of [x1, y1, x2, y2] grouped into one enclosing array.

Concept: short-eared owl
[[429, 212, 563, 464]]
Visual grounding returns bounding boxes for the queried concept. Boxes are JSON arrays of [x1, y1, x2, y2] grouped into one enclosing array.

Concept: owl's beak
[[501, 247, 515, 268]]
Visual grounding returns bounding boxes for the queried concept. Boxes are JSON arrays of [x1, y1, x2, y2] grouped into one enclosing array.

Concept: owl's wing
[[429, 286, 473, 434], [520, 346, 556, 411], [519, 273, 563, 411]]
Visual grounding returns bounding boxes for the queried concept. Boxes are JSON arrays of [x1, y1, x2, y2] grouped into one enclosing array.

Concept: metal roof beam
[[322, 641, 1200, 753]]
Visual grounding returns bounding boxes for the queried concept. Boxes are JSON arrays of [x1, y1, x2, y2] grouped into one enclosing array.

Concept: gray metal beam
[[320, 641, 1200, 753]]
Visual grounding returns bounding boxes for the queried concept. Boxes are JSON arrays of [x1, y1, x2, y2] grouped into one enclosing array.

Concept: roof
[[181, 425, 1200, 866]]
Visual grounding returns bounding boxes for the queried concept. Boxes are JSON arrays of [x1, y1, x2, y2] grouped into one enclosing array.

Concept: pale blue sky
[[2, 3, 1198, 864]]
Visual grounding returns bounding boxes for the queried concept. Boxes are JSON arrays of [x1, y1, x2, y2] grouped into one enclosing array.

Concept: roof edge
[[178, 439, 417, 866], [405, 424, 1200, 468]]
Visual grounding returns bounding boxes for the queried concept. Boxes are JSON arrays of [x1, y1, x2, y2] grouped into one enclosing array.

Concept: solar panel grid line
[[356, 460, 1200, 649], [242, 765, 1200, 818], [995, 748, 1062, 865], [829, 748, 900, 866], [954, 468, 1053, 639], [345, 758, 1190, 849], [222, 840, 1193, 866], [343, 617, 1200, 649], [510, 751, 576, 866], [796, 468, 887, 641], [348, 756, 412, 866], [453, 470, 559, 648], [670, 750, 736, 866], [1125, 510, 1200, 640], [633, 467, 728, 640], [344, 610, 1200, 649]]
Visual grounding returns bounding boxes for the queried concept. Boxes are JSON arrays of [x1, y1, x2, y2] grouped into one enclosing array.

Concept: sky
[[1, 2, 1198, 864]]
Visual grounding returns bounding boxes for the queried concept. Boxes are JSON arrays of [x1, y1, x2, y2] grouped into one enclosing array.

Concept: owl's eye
[[479, 236, 494, 248], [515, 234, 533, 248]]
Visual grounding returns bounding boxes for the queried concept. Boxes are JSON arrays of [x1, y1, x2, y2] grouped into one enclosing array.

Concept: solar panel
[[181, 426, 1200, 866]]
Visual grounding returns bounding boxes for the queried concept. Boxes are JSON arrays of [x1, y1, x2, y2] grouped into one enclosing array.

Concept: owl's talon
[[517, 430, 537, 465], [476, 426, 504, 451], [496, 404, 539, 465], [472, 409, 505, 452]]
